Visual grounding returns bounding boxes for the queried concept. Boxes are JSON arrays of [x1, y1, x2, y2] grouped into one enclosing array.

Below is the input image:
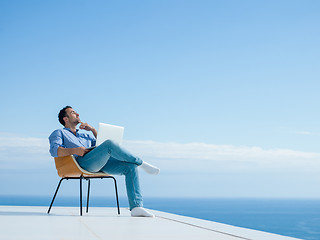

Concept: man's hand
[[79, 122, 93, 131], [74, 147, 90, 157], [79, 122, 97, 138]]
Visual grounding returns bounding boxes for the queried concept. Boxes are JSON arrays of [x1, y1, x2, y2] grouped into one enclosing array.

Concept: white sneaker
[[140, 161, 160, 175], [131, 207, 155, 217]]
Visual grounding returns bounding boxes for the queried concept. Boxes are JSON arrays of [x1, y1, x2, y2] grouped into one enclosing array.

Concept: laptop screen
[[95, 123, 124, 146]]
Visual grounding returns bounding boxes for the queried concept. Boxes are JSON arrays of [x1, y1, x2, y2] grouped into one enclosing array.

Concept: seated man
[[49, 106, 160, 217]]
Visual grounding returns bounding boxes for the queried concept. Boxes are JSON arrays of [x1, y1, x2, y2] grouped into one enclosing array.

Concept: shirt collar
[[64, 128, 79, 134]]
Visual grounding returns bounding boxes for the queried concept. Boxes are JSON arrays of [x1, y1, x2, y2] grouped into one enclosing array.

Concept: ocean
[[1, 196, 319, 240]]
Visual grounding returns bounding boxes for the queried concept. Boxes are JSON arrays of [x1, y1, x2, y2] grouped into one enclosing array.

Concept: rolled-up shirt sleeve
[[48, 130, 63, 157]]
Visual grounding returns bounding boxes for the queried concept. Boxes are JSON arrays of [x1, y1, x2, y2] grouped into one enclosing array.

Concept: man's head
[[58, 106, 80, 127]]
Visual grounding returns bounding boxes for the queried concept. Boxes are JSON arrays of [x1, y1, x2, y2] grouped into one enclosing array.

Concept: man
[[49, 106, 160, 217]]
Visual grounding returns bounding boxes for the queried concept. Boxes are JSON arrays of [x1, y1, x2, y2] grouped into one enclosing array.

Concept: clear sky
[[1, 0, 320, 200]]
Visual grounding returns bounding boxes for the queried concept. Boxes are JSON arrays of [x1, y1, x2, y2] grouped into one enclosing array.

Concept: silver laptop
[[95, 123, 124, 146]]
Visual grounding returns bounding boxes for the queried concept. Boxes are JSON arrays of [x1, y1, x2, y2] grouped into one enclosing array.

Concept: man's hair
[[58, 106, 72, 126]]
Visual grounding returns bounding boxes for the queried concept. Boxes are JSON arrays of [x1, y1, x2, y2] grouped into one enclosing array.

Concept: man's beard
[[73, 119, 81, 125]]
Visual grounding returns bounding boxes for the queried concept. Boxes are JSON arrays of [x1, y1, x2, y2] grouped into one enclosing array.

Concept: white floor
[[0, 206, 301, 240]]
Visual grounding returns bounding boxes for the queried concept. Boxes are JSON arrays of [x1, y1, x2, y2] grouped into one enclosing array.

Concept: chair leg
[[47, 178, 64, 214], [80, 176, 83, 216], [112, 176, 120, 215], [86, 179, 91, 213]]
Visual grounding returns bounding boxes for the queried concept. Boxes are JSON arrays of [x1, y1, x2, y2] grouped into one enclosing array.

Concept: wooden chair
[[47, 155, 120, 216]]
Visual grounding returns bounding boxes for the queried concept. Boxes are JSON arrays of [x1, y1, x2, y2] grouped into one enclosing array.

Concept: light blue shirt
[[48, 128, 96, 158]]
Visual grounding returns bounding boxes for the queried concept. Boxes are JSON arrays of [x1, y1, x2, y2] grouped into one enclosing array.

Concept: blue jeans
[[76, 140, 143, 210]]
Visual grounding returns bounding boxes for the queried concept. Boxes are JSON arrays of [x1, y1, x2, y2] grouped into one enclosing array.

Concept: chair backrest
[[54, 155, 109, 178]]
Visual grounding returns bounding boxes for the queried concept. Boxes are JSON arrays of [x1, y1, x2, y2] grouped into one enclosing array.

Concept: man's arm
[[57, 146, 89, 157]]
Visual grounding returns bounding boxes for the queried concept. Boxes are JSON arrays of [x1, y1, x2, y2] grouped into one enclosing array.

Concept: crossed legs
[[76, 140, 159, 217]]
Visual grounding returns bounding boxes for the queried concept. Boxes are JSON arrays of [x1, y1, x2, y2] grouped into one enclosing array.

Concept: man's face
[[64, 108, 81, 125]]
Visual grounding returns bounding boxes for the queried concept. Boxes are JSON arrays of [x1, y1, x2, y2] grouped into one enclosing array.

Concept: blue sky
[[1, 0, 320, 200]]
